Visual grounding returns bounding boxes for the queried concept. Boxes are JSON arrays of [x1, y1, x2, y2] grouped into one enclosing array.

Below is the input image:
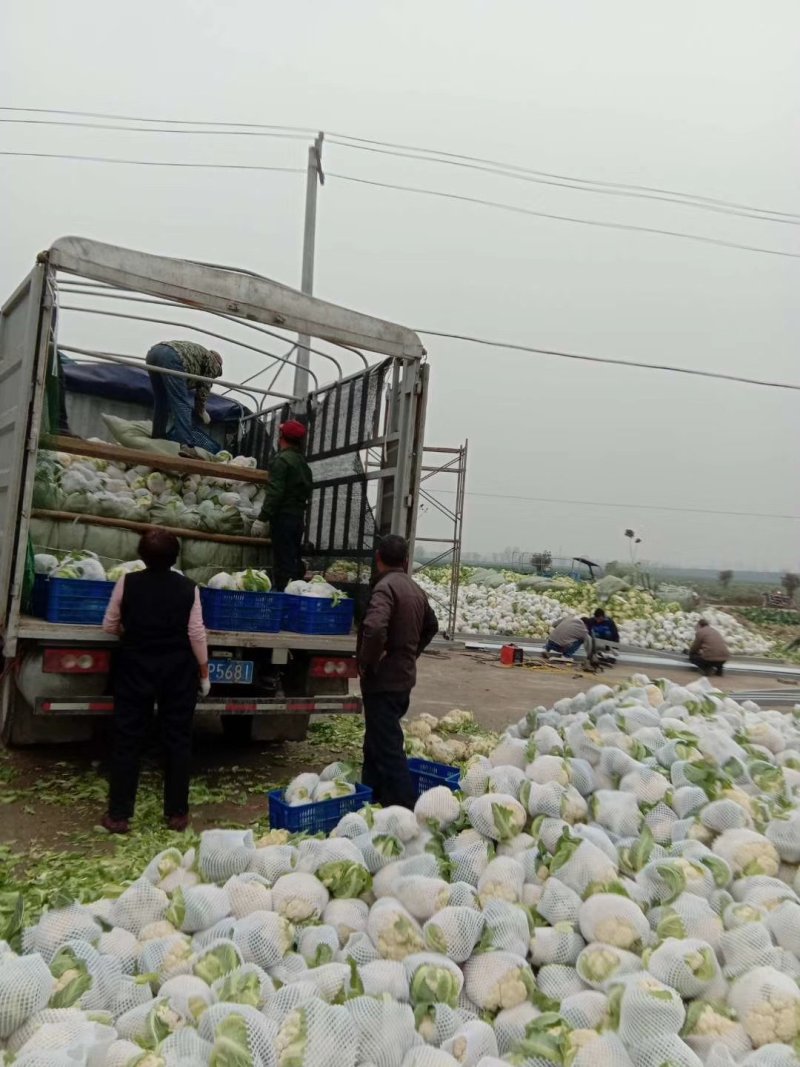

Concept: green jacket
[[260, 446, 313, 521]]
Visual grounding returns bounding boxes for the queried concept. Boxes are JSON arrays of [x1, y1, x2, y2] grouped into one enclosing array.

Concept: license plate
[[209, 659, 254, 685]]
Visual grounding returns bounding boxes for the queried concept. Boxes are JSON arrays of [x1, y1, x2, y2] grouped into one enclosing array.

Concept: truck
[[0, 236, 429, 745]]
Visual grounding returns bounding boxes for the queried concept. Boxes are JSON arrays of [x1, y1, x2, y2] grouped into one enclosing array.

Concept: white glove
[[200, 409, 211, 425], [199, 675, 211, 697], [250, 519, 268, 538]]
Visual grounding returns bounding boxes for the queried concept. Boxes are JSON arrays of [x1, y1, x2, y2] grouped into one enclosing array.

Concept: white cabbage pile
[[33, 449, 266, 537], [404, 709, 498, 764], [621, 608, 772, 657], [36, 550, 108, 582], [207, 570, 272, 593], [416, 573, 773, 658], [5, 675, 800, 1064]]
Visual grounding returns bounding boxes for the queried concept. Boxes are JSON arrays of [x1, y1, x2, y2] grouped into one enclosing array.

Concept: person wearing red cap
[[251, 420, 313, 591]]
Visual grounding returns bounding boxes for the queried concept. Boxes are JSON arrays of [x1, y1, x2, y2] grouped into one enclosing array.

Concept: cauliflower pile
[[404, 708, 499, 764], [4, 676, 800, 1066], [415, 572, 773, 658], [33, 449, 266, 536]]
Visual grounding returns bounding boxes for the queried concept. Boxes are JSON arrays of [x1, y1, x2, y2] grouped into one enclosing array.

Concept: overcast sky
[[3, 0, 799, 571]]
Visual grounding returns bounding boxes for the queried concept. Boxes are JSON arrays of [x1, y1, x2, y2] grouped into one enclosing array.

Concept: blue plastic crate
[[46, 577, 115, 626], [31, 574, 49, 618], [408, 757, 461, 797], [283, 594, 355, 636], [268, 783, 373, 835], [201, 589, 286, 633]]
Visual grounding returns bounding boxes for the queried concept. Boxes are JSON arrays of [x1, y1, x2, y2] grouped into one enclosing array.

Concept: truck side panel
[[0, 264, 51, 654]]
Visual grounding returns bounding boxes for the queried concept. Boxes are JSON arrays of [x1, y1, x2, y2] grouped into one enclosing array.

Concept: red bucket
[[500, 643, 522, 666]]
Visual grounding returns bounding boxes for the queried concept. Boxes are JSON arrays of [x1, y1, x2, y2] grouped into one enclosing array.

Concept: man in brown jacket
[[357, 534, 439, 808], [689, 619, 730, 676]]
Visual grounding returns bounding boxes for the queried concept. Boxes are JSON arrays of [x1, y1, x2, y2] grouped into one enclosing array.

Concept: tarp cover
[[61, 355, 250, 423]]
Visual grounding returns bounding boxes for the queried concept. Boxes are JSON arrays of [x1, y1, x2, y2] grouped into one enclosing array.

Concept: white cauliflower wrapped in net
[[423, 906, 485, 963], [464, 793, 526, 841], [275, 997, 358, 1067], [271, 872, 329, 922], [727, 966, 800, 1048], [462, 950, 535, 1012], [578, 893, 651, 951], [415, 786, 461, 830], [367, 898, 426, 961]]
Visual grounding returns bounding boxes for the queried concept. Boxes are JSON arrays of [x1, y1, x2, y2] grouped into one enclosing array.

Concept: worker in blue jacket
[[584, 608, 620, 643]]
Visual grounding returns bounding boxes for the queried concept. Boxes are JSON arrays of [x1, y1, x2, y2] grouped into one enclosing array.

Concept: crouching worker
[[101, 530, 210, 833], [688, 618, 729, 677], [357, 535, 439, 809], [544, 615, 595, 663]]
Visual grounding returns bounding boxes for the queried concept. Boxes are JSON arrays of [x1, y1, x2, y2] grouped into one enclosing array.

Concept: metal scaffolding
[[415, 441, 468, 637]]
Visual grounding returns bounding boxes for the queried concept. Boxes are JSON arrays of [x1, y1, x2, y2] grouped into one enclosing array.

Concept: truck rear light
[[43, 648, 111, 674], [309, 656, 359, 679]]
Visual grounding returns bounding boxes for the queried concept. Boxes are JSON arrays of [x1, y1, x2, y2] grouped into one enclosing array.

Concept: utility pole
[[293, 131, 325, 400]]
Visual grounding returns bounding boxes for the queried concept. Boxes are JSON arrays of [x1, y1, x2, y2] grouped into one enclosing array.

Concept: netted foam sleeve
[[108, 973, 154, 1018], [728, 966, 800, 1049], [301, 961, 351, 1003], [462, 951, 534, 1012], [559, 989, 609, 1029], [492, 1003, 541, 1055], [440, 1018, 498, 1065], [446, 840, 492, 888], [339, 931, 382, 966], [357, 960, 410, 1001], [646, 937, 721, 997], [447, 882, 479, 909], [700, 799, 753, 832], [479, 900, 529, 957], [211, 963, 274, 1009], [720, 923, 779, 978], [672, 786, 710, 819], [198, 828, 255, 882], [297, 923, 341, 966], [740, 1047, 800, 1067], [225, 873, 273, 918], [23, 906, 102, 962], [766, 812, 800, 863], [414, 786, 461, 830], [628, 1033, 703, 1067], [529, 924, 585, 966], [108, 879, 168, 936], [159, 1025, 214, 1065], [324, 898, 370, 945], [0, 954, 54, 1038], [296, 836, 365, 872], [200, 1003, 278, 1067], [400, 1048, 460, 1066], [373, 856, 442, 899], [367, 899, 425, 961], [167, 884, 231, 933], [262, 981, 319, 1026], [247, 844, 298, 882], [536, 878, 582, 926], [415, 1003, 461, 1047], [345, 994, 419, 1067], [766, 900, 800, 956], [372, 805, 421, 843], [97, 927, 140, 974], [137, 934, 192, 982], [578, 894, 650, 951], [423, 907, 485, 962], [105, 1038, 147, 1067], [536, 963, 586, 1003], [331, 812, 371, 838], [232, 910, 293, 968], [394, 876, 453, 921], [275, 998, 358, 1067], [269, 952, 310, 985], [614, 974, 686, 1047], [569, 1032, 635, 1067], [159, 973, 215, 1021], [576, 943, 643, 990]]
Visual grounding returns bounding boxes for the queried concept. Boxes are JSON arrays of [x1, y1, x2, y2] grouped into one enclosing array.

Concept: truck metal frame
[[0, 237, 428, 744]]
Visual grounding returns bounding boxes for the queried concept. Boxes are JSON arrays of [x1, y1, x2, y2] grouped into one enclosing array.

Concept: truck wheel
[[221, 716, 254, 743]]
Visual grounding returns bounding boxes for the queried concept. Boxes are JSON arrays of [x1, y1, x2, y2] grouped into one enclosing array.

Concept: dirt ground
[[1, 646, 794, 856]]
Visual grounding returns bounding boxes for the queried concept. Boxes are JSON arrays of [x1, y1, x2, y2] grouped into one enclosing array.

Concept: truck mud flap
[[35, 696, 363, 716]]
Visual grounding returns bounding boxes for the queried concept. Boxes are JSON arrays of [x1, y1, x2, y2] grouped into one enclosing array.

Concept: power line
[[0, 106, 316, 135], [428, 487, 799, 522], [415, 328, 800, 392], [4, 106, 795, 223], [326, 138, 798, 226], [0, 117, 310, 140], [0, 150, 305, 174], [327, 172, 800, 261]]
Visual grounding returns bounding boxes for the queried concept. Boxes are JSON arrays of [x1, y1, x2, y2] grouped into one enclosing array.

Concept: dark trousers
[[362, 690, 416, 809], [271, 512, 305, 593], [690, 652, 725, 677], [108, 648, 198, 820]]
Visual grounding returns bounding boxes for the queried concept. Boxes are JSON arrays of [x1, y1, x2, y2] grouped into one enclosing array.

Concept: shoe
[[102, 814, 130, 834], [166, 814, 189, 832]]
